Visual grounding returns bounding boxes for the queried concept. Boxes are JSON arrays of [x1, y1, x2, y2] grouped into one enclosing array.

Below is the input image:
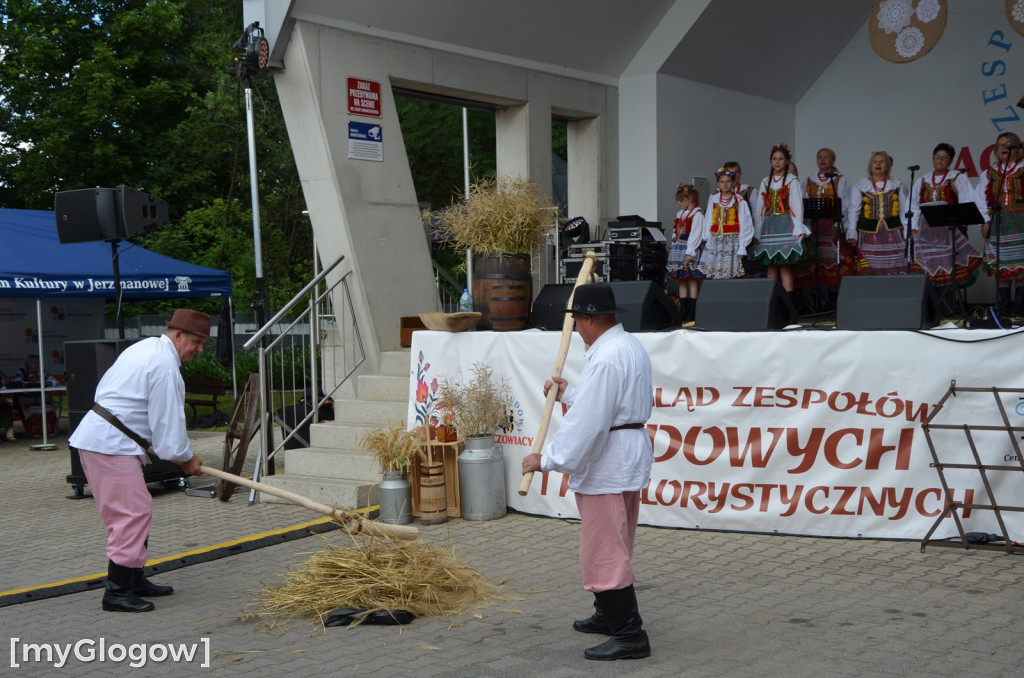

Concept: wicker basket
[[418, 312, 482, 332]]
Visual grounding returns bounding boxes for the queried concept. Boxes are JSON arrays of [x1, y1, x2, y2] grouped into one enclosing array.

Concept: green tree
[[0, 0, 311, 316]]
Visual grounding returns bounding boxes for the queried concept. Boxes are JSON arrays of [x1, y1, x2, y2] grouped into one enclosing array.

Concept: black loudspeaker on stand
[[64, 339, 184, 497], [835, 274, 938, 330], [530, 281, 680, 331], [696, 278, 797, 331]]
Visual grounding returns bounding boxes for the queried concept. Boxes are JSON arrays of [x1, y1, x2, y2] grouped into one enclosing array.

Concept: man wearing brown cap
[[521, 284, 653, 660], [69, 309, 208, 612]]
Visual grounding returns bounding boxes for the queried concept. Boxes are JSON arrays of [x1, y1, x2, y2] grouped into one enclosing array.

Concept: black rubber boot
[[998, 287, 1012, 316], [583, 585, 651, 661], [573, 591, 615, 635], [102, 561, 155, 612], [133, 568, 174, 597]]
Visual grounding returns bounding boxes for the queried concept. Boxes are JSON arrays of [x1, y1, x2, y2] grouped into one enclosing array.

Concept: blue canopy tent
[[0, 208, 232, 299], [0, 208, 234, 447]]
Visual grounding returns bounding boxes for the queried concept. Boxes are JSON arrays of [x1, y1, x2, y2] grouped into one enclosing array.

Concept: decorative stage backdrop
[[409, 328, 1024, 541]]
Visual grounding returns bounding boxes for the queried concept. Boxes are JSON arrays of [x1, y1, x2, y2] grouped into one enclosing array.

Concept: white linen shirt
[[68, 335, 193, 463], [540, 323, 653, 495]]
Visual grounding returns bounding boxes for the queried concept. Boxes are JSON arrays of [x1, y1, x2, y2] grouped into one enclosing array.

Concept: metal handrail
[[244, 254, 367, 499], [243, 254, 345, 351]]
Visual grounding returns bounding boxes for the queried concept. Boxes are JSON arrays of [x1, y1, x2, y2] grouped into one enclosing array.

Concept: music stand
[[803, 197, 843, 314], [919, 202, 984, 318]]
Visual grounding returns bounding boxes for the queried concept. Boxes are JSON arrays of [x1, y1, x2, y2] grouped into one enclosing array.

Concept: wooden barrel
[[472, 253, 532, 331], [418, 461, 448, 525]]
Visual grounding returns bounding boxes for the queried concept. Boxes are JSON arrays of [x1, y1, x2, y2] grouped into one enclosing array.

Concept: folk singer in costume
[[703, 166, 754, 280], [799, 147, 857, 307], [851, 151, 910, 275], [977, 132, 1024, 315], [69, 309, 207, 612], [721, 161, 763, 279], [666, 183, 705, 323], [908, 142, 983, 291], [521, 283, 653, 661], [752, 143, 812, 309]]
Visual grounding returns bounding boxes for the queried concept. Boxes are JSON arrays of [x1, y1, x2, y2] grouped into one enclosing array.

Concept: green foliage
[[180, 349, 231, 380], [396, 98, 497, 210], [0, 0, 311, 319]]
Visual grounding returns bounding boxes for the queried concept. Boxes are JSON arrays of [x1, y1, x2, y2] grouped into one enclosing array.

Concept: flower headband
[[676, 183, 695, 192], [771, 143, 791, 157], [715, 167, 736, 178]]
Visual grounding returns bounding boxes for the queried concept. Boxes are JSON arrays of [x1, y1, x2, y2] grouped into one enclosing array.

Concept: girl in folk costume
[[799, 148, 857, 304], [977, 132, 1024, 315], [665, 184, 705, 322], [851, 151, 910, 275], [703, 166, 754, 280], [752, 143, 813, 308], [721, 161, 763, 279], [909, 142, 983, 292]]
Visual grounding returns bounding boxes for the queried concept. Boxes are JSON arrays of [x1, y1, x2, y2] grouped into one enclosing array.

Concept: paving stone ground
[[2, 429, 1023, 677]]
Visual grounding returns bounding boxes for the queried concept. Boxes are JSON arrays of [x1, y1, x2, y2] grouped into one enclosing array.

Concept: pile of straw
[[245, 535, 500, 629]]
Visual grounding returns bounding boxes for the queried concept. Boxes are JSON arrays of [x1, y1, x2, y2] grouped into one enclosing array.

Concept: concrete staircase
[[259, 349, 411, 509]]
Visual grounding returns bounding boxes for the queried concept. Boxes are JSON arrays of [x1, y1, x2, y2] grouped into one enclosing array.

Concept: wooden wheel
[[217, 373, 260, 501]]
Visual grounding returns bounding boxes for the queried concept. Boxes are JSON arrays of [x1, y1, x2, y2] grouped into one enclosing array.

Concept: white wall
[[620, 72, 796, 234], [653, 75, 795, 232]]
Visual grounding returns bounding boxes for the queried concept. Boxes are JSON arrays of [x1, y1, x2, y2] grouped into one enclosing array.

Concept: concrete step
[[357, 373, 410, 401], [309, 421, 382, 451], [331, 398, 409, 426], [379, 350, 412, 377], [283, 446, 381, 482], [259, 474, 378, 509]]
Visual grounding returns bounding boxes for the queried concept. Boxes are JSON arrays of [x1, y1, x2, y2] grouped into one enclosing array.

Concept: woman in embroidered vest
[[703, 166, 753, 280], [798, 148, 857, 308], [851, 151, 910, 275], [752, 143, 812, 310], [977, 132, 1024, 315], [665, 183, 705, 323], [908, 142, 983, 295]]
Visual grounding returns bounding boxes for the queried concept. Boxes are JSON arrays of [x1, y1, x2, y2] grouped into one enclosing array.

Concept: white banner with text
[[409, 328, 1024, 540]]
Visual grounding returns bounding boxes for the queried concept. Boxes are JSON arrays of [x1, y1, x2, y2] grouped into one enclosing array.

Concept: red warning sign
[[348, 77, 382, 118]]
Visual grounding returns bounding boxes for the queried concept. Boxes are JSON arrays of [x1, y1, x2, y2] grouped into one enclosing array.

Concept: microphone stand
[[829, 174, 843, 308], [905, 166, 918, 274]]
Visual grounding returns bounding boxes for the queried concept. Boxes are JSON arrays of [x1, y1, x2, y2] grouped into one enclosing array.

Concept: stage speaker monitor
[[695, 278, 797, 331], [115, 185, 169, 239], [54, 188, 119, 243], [64, 339, 137, 414], [530, 281, 680, 332], [836, 274, 938, 330]]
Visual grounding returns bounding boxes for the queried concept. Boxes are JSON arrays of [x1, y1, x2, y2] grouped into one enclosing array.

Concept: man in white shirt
[[521, 283, 653, 660], [69, 309, 207, 612]]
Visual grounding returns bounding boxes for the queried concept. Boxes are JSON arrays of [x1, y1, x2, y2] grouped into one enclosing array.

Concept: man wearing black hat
[[69, 309, 208, 612], [521, 283, 653, 660]]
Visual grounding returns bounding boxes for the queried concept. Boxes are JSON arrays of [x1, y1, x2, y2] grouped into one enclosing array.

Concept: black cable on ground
[[0, 517, 343, 609]]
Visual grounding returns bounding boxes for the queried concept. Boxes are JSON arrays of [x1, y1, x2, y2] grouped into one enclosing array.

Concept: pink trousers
[[78, 450, 151, 568], [575, 491, 640, 593]]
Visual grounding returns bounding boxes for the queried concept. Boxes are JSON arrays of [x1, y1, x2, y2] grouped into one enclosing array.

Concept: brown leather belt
[[609, 422, 646, 432]]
